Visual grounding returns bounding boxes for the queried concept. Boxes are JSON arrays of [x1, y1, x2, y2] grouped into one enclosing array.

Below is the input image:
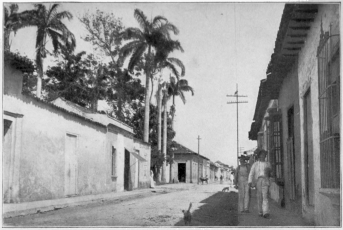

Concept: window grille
[[317, 26, 340, 189], [268, 109, 283, 184]]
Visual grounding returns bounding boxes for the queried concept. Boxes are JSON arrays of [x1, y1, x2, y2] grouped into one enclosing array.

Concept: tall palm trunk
[[171, 96, 176, 130], [162, 92, 168, 183], [36, 36, 46, 98], [36, 57, 43, 98], [169, 96, 175, 183], [149, 77, 154, 105], [156, 84, 163, 182], [143, 46, 152, 143], [4, 29, 11, 52]]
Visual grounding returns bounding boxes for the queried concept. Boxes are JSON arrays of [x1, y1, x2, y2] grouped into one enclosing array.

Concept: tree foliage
[[45, 51, 95, 106], [17, 3, 76, 97], [128, 104, 175, 173], [79, 10, 145, 120], [120, 8, 181, 142], [79, 10, 124, 63]]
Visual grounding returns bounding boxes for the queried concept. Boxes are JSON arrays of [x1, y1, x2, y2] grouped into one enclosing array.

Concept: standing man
[[234, 155, 251, 213], [248, 149, 272, 218]]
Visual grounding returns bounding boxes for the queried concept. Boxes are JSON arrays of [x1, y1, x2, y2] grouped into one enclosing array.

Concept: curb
[[3, 188, 161, 218]]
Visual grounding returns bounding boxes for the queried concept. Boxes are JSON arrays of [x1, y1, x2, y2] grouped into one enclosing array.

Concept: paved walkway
[[238, 188, 314, 227], [4, 181, 314, 227], [3, 182, 199, 218]]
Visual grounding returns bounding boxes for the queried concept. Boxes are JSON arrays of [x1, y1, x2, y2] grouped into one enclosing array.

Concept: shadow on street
[[174, 191, 238, 226]]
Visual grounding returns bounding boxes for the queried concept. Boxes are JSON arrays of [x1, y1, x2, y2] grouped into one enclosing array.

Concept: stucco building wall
[[3, 63, 151, 203], [134, 140, 151, 189], [296, 4, 340, 226], [4, 94, 111, 202], [174, 154, 204, 183], [277, 63, 302, 211]]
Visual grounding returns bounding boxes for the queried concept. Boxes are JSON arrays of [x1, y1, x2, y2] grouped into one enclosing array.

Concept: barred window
[[267, 109, 283, 184], [317, 26, 340, 189]]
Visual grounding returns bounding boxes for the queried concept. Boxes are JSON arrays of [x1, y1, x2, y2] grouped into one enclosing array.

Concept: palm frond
[[34, 4, 47, 21], [158, 22, 180, 39], [163, 61, 180, 80], [128, 43, 147, 71], [49, 21, 76, 52], [179, 85, 194, 96], [152, 15, 167, 28], [17, 9, 39, 26], [119, 40, 142, 60], [178, 91, 186, 104], [167, 57, 185, 76], [4, 7, 9, 22], [120, 27, 144, 40], [134, 9, 150, 33], [47, 28, 64, 52], [65, 31, 76, 52], [47, 4, 60, 23], [55, 11, 73, 21], [9, 4, 18, 14]]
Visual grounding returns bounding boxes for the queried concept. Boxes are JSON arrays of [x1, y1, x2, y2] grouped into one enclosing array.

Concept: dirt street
[[3, 183, 238, 227]]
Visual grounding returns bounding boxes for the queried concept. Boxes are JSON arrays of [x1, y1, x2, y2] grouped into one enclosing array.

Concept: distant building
[[249, 4, 340, 226], [171, 141, 210, 183]]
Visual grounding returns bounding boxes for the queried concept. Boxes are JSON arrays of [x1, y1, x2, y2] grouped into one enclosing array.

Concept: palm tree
[[119, 9, 180, 143], [23, 4, 76, 98], [154, 38, 184, 182], [164, 77, 193, 182], [154, 54, 184, 182], [4, 4, 33, 51], [167, 79, 194, 130]]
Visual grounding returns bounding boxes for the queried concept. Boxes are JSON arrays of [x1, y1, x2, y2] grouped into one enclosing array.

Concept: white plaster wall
[[116, 134, 125, 192], [3, 95, 112, 202], [278, 64, 303, 207], [297, 4, 340, 226], [165, 164, 170, 183]]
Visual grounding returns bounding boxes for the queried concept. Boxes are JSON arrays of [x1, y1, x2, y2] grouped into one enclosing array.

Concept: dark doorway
[[287, 106, 296, 200], [178, 163, 186, 182], [124, 149, 130, 191]]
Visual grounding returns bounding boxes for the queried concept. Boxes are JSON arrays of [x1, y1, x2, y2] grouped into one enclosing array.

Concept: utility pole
[[197, 135, 201, 184], [227, 84, 248, 166]]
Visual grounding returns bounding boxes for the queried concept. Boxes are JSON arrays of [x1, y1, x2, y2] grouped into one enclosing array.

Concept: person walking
[[234, 155, 251, 213], [248, 149, 272, 218]]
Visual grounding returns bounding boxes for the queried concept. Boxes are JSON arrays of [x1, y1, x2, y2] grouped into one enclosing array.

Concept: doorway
[[287, 106, 296, 200], [178, 163, 186, 182], [304, 90, 314, 206], [3, 119, 13, 203], [124, 149, 130, 191]]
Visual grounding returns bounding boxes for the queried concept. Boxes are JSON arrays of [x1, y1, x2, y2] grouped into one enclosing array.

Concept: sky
[[7, 2, 285, 167]]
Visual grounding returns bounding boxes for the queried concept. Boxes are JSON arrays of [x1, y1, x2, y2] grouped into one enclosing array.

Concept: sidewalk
[[238, 189, 314, 227], [3, 184, 187, 219]]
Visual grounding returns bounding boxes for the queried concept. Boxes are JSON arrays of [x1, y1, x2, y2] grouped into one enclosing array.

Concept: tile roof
[[172, 141, 210, 160]]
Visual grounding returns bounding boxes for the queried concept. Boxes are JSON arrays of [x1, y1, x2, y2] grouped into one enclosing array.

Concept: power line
[[227, 84, 248, 166]]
